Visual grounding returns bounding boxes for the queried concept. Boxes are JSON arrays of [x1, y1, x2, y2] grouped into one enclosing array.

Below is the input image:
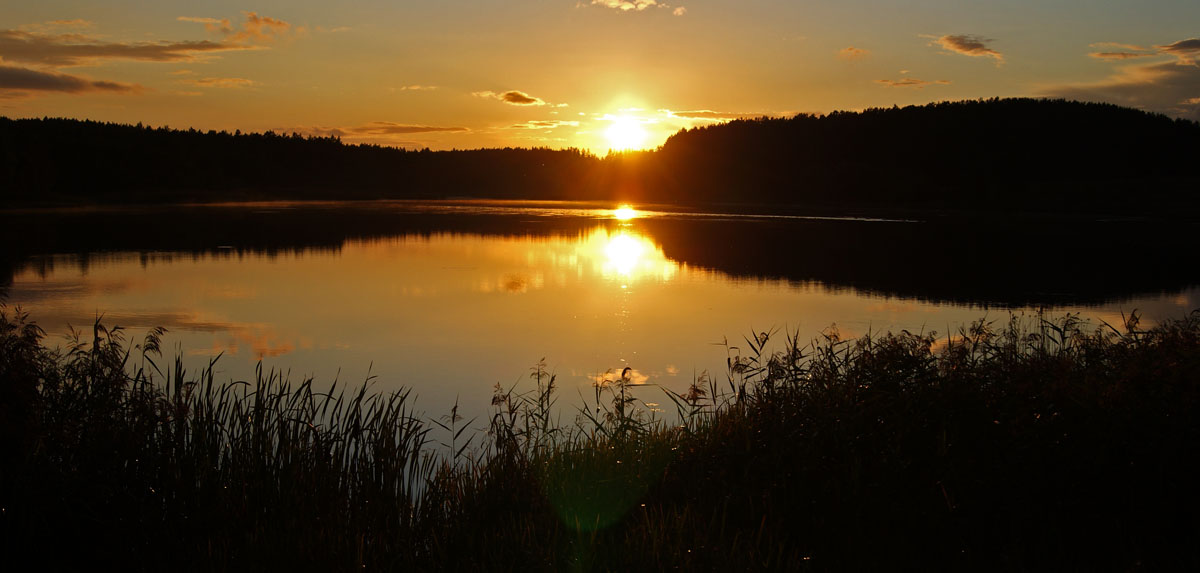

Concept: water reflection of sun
[[612, 205, 638, 221], [474, 225, 678, 293], [586, 227, 676, 284], [604, 233, 644, 276]]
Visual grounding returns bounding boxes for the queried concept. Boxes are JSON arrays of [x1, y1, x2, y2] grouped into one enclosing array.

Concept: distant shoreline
[[4, 196, 1196, 225], [4, 98, 1199, 217]]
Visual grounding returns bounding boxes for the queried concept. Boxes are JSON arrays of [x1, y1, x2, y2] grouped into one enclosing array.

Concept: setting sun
[[605, 116, 648, 151]]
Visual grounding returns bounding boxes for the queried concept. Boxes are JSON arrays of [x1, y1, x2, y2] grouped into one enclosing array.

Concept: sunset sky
[[2, 1, 1198, 152]]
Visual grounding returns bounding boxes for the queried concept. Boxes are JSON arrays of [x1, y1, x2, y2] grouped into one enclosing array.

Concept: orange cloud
[[876, 78, 951, 88], [17, 19, 94, 34], [1089, 52, 1154, 60], [182, 77, 256, 88], [237, 12, 290, 42], [1158, 37, 1200, 63], [284, 122, 470, 146], [1087, 42, 1158, 61], [0, 29, 256, 67], [474, 89, 548, 106], [838, 46, 869, 61], [929, 34, 1003, 63], [1042, 36, 1200, 119], [589, 0, 688, 16], [1091, 42, 1151, 52], [177, 16, 233, 35], [508, 120, 580, 130], [350, 121, 469, 135], [661, 109, 772, 121], [592, 0, 659, 12], [1042, 58, 1200, 120], [178, 12, 292, 44], [0, 63, 142, 96]]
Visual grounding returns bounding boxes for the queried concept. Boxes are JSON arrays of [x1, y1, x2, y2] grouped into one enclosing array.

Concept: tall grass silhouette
[[3, 305, 1199, 570]]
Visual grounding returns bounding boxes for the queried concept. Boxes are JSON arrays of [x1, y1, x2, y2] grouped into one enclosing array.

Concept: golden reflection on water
[[573, 226, 677, 285], [604, 233, 644, 276], [612, 205, 638, 221], [8, 210, 1197, 438]]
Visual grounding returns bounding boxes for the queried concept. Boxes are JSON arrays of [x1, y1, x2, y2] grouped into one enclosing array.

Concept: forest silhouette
[[3, 98, 1198, 214]]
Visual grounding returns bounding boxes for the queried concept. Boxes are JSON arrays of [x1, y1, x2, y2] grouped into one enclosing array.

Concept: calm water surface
[[3, 200, 1196, 425]]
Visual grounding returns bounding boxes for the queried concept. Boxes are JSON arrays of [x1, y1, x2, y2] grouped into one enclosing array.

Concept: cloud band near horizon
[[0, 63, 141, 95]]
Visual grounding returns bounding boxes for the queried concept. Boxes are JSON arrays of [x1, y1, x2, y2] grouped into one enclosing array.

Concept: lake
[[2, 200, 1196, 427]]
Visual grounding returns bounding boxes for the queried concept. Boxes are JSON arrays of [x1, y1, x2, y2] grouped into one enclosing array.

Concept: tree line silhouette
[[644, 98, 1200, 213], [3, 98, 1198, 214]]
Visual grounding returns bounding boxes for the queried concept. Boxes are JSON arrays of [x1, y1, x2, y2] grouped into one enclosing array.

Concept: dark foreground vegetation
[[4, 98, 1199, 215], [3, 305, 1199, 571]]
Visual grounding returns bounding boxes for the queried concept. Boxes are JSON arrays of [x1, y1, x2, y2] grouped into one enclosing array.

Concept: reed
[[3, 305, 1199, 570]]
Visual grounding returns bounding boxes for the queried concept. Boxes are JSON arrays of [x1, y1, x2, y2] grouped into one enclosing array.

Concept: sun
[[612, 205, 638, 220], [605, 116, 648, 151]]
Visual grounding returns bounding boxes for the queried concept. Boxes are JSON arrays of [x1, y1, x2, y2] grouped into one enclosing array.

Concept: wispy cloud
[[876, 77, 951, 88], [838, 46, 869, 61], [1089, 52, 1155, 60], [1158, 38, 1200, 63], [181, 77, 256, 88], [927, 34, 1003, 64], [661, 109, 772, 121], [589, 1, 686, 15], [1091, 42, 1151, 52], [18, 19, 94, 34], [508, 120, 581, 130], [285, 121, 469, 148], [351, 121, 469, 135], [1042, 37, 1200, 120], [177, 16, 230, 33], [0, 16, 292, 100], [395, 84, 438, 91], [591, 0, 659, 12], [294, 122, 470, 139], [0, 62, 141, 96], [474, 89, 549, 106], [1044, 62, 1200, 120], [0, 29, 257, 67], [178, 12, 292, 44], [1088, 42, 1157, 61]]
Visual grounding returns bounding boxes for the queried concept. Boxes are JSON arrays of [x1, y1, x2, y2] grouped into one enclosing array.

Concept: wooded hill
[[648, 98, 1200, 213], [3, 98, 1198, 214]]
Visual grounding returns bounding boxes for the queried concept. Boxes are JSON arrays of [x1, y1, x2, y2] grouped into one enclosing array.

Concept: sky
[[1, 1, 1198, 152]]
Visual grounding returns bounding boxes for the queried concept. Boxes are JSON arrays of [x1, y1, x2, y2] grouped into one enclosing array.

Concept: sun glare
[[613, 205, 638, 220], [604, 233, 646, 276], [605, 116, 648, 151]]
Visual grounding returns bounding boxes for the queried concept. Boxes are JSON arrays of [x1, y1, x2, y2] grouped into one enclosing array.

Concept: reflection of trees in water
[[1, 204, 1196, 307]]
